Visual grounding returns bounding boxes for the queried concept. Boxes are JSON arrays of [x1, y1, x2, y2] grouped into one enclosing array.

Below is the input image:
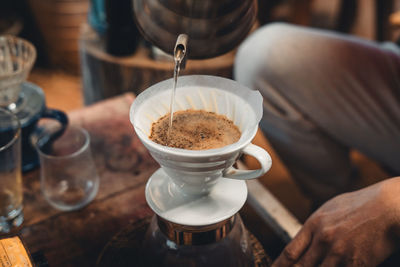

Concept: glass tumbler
[[36, 126, 99, 211], [0, 108, 23, 233]]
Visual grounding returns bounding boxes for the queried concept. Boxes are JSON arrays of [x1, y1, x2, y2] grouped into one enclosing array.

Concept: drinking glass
[[0, 108, 23, 233], [36, 126, 99, 211]]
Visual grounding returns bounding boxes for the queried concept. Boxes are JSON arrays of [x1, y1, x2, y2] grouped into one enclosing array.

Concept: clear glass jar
[[142, 214, 253, 267]]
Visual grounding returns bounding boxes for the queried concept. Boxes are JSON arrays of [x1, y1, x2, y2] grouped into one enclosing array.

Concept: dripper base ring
[[145, 168, 248, 227]]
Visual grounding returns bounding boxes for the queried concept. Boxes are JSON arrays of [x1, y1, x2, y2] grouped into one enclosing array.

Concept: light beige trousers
[[234, 23, 400, 203]]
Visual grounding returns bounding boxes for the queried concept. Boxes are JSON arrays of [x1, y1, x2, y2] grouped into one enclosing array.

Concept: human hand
[[272, 177, 400, 267]]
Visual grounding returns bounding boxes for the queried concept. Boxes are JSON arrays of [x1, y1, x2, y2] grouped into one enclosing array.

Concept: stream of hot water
[[167, 34, 188, 142]]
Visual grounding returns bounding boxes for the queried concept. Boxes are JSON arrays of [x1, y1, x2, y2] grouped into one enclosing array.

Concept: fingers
[[295, 238, 324, 267], [319, 254, 341, 267], [272, 226, 312, 267]]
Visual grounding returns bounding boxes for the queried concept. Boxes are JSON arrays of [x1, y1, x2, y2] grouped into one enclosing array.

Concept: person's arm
[[272, 176, 400, 267]]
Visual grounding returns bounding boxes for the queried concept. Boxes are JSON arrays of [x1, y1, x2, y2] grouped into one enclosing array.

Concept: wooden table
[[19, 94, 160, 266], [17, 93, 286, 266], [22, 60, 392, 265]]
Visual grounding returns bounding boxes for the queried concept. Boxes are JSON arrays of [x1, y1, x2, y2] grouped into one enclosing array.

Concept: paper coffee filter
[[130, 75, 263, 147]]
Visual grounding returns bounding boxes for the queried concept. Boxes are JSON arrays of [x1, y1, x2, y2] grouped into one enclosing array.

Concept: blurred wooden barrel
[[28, 0, 89, 72], [79, 24, 236, 105]]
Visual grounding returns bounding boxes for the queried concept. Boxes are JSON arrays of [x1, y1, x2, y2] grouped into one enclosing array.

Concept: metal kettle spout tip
[[174, 34, 188, 69]]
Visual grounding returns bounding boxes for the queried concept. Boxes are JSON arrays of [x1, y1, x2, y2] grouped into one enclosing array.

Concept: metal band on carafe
[[157, 215, 235, 246]]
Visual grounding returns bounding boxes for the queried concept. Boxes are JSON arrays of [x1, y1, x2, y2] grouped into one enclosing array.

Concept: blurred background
[[1, 0, 399, 109]]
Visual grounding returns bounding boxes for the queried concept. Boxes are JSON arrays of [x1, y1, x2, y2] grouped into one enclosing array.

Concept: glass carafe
[[142, 214, 253, 267]]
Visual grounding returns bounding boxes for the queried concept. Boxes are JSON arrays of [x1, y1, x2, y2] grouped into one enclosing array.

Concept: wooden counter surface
[[20, 70, 389, 265], [20, 94, 159, 266], [18, 93, 278, 266]]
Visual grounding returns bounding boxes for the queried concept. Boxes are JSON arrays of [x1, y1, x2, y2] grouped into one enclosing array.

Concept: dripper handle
[[223, 144, 272, 180]]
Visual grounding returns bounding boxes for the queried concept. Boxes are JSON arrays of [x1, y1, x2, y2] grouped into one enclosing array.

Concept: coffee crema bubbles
[[149, 110, 241, 150]]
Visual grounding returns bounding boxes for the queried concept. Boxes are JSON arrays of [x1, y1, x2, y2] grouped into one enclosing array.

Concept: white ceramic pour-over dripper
[[130, 75, 272, 226], [130, 75, 271, 194]]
